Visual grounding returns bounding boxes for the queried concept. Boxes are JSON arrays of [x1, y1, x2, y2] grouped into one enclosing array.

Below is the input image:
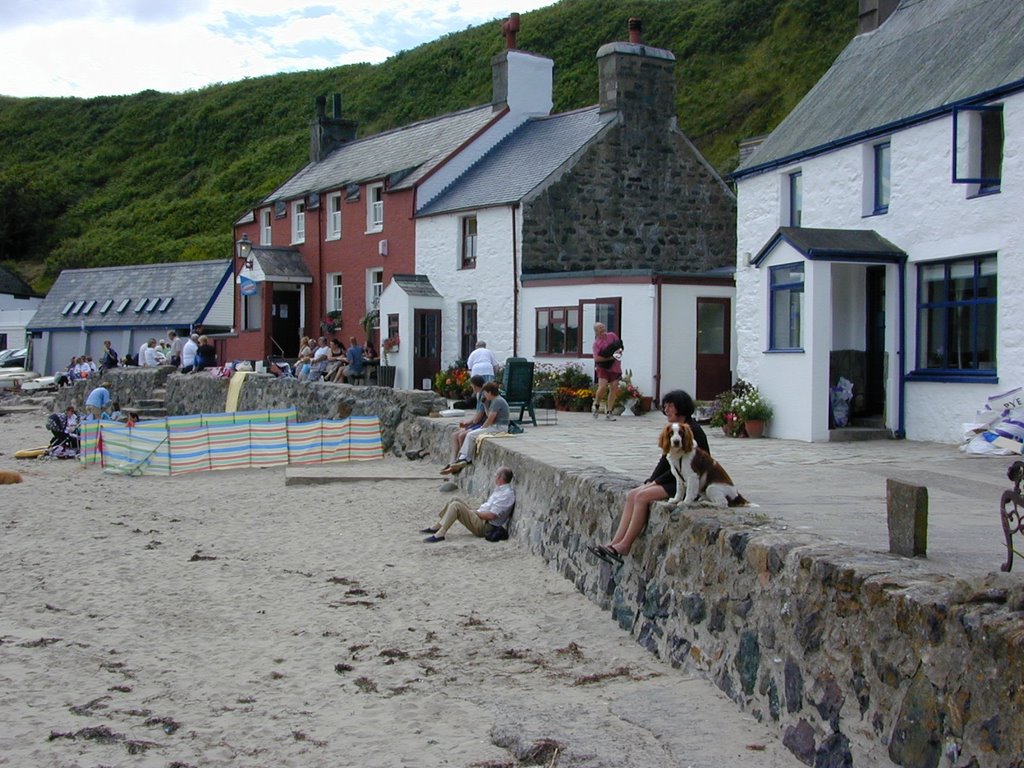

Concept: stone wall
[[418, 419, 1024, 768]]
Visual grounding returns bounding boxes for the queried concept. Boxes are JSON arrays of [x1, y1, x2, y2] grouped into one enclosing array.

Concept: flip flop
[[600, 545, 624, 562], [587, 545, 619, 566]]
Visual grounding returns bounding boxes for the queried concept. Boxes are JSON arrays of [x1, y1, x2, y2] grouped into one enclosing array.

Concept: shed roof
[[264, 105, 499, 204], [735, 0, 1024, 178], [392, 274, 441, 298], [251, 247, 313, 283], [0, 264, 39, 298], [28, 260, 233, 331], [416, 106, 616, 216], [752, 227, 906, 266]]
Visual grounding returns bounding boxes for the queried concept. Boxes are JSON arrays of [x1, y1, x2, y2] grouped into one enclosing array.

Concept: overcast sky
[[1, 0, 554, 99]]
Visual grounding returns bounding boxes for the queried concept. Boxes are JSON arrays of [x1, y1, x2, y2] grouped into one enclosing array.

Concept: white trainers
[[592, 404, 599, 419]]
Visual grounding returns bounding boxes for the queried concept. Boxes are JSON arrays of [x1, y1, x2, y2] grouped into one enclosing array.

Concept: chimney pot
[[628, 17, 642, 44], [502, 13, 521, 49]]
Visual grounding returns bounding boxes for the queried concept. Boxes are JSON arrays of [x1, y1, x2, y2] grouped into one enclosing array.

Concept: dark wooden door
[[864, 266, 886, 416], [272, 290, 300, 357], [413, 309, 441, 390], [695, 297, 732, 401]]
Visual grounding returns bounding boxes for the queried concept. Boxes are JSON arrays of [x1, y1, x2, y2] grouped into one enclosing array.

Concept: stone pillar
[[886, 479, 928, 557]]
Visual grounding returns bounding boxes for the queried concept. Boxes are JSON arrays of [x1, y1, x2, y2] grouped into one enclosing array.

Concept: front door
[[272, 289, 300, 357], [695, 297, 732, 401], [413, 309, 441, 390]]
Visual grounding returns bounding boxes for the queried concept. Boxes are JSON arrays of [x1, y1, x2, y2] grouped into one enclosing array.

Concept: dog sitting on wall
[[659, 422, 748, 507]]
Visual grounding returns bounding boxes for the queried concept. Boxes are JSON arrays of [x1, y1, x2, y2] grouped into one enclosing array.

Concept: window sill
[[765, 348, 805, 354], [862, 208, 888, 218], [365, 226, 383, 235], [290, 239, 306, 246], [325, 234, 341, 242], [905, 371, 997, 384], [967, 187, 1001, 200]]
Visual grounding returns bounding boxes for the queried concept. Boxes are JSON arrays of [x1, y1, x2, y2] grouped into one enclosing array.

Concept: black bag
[[595, 338, 623, 369], [483, 523, 509, 542]]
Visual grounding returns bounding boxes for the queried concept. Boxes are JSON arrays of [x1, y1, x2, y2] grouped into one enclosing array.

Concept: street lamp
[[236, 233, 253, 269]]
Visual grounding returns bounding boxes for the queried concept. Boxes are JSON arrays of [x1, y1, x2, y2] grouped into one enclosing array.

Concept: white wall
[[736, 92, 1024, 442]]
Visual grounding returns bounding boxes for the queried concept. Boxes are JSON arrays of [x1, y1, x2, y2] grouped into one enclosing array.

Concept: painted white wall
[[736, 92, 1024, 442], [658, 283, 736, 399]]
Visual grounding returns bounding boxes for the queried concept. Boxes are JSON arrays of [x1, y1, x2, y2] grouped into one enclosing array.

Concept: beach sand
[[0, 409, 799, 767]]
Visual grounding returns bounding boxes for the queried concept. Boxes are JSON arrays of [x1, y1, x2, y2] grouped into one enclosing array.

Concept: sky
[[1, 0, 555, 99]]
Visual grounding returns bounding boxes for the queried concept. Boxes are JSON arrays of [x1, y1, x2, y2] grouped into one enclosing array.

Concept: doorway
[[695, 297, 732, 401], [272, 289, 300, 357], [413, 309, 441, 390], [864, 266, 886, 416]]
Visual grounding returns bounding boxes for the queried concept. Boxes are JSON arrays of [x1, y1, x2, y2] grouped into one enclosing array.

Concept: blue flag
[[239, 275, 258, 296]]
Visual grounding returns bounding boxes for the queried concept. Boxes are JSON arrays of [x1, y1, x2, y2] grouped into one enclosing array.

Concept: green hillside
[[0, 0, 856, 291]]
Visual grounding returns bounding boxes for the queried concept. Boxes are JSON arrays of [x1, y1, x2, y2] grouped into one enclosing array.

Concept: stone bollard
[[886, 478, 928, 557]]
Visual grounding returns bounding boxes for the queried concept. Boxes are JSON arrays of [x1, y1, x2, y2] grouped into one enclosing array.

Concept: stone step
[[828, 426, 894, 442]]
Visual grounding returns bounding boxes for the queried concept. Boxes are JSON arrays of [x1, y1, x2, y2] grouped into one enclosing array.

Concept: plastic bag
[[830, 377, 854, 427]]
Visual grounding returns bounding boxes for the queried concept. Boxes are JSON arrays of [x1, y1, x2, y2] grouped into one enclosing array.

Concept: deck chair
[[501, 357, 536, 427]]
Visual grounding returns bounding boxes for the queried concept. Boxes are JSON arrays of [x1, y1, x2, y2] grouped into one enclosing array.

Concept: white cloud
[[0, 0, 553, 98]]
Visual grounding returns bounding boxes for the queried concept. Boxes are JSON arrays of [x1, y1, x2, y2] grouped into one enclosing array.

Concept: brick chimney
[[491, 14, 553, 116], [596, 18, 677, 125], [309, 93, 358, 163]]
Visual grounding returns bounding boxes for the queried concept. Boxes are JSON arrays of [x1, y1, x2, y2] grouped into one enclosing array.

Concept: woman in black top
[[590, 390, 709, 563], [195, 335, 217, 371]]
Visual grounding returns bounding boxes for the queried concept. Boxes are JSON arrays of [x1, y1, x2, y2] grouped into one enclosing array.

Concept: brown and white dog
[[659, 422, 748, 507]]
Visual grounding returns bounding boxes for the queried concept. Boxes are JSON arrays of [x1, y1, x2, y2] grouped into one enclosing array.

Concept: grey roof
[[28, 260, 233, 331], [252, 247, 312, 282], [736, 0, 1024, 177], [0, 265, 39, 298], [752, 227, 906, 266], [417, 107, 616, 216], [265, 105, 498, 204], [392, 274, 441, 298]]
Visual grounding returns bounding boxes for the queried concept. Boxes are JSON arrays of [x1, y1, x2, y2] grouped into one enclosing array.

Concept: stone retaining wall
[[419, 420, 1024, 768], [53, 373, 1024, 766]]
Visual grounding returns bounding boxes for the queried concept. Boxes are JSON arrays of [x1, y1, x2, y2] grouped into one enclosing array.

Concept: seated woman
[[589, 389, 709, 564], [195, 335, 217, 371], [325, 338, 347, 382]]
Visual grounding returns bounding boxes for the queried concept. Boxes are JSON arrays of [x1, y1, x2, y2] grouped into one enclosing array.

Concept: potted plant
[[709, 380, 758, 436], [732, 385, 774, 438], [381, 335, 400, 365], [321, 310, 342, 334]]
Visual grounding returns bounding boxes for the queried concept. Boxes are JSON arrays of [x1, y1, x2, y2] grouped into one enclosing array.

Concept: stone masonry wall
[[54, 373, 1024, 766], [420, 419, 1024, 768]]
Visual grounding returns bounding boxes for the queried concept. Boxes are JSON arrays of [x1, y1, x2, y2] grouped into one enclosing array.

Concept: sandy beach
[[0, 407, 799, 767]]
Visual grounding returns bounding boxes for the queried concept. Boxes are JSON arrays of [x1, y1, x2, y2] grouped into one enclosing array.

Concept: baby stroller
[[46, 412, 80, 459]]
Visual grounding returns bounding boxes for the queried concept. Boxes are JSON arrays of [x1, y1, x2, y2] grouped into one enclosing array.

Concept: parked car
[[0, 348, 28, 368]]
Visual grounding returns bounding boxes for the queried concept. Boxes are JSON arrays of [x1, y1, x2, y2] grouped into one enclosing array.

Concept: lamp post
[[236, 233, 253, 270]]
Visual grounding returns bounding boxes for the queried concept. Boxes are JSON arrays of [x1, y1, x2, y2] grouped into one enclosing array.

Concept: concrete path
[[437, 410, 1021, 578]]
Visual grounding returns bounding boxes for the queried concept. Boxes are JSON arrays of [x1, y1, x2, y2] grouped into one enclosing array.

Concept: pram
[[46, 412, 80, 458]]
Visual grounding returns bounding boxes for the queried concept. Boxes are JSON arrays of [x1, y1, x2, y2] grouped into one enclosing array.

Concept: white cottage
[[0, 265, 42, 353], [732, 0, 1023, 442]]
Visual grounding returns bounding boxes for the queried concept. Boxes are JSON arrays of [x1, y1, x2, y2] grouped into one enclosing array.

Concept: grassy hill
[[0, 0, 856, 291]]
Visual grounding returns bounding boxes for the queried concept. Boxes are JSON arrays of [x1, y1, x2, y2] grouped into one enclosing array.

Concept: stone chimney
[[596, 18, 677, 125], [858, 0, 899, 34], [309, 93, 358, 163], [491, 14, 553, 116]]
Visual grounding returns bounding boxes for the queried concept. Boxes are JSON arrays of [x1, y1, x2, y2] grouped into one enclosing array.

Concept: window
[[460, 216, 478, 269], [260, 208, 272, 245], [461, 302, 477, 360], [916, 255, 996, 375], [327, 193, 342, 240], [327, 273, 343, 313], [242, 292, 262, 331], [369, 268, 384, 309], [787, 171, 803, 227], [769, 263, 804, 350], [536, 307, 580, 355], [953, 105, 1003, 195], [291, 200, 306, 244], [367, 183, 384, 232], [873, 142, 890, 214]]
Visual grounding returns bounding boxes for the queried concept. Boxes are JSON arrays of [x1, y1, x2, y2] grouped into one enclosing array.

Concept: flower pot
[[745, 419, 765, 438]]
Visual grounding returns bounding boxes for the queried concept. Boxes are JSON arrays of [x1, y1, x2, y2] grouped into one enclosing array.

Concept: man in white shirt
[[307, 337, 330, 380], [466, 340, 499, 383], [167, 331, 184, 367], [138, 339, 150, 367], [181, 334, 199, 372], [421, 467, 515, 542]]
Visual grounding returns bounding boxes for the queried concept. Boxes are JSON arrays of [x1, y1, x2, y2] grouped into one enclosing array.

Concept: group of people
[[46, 383, 135, 458], [295, 335, 372, 383], [58, 330, 217, 384]]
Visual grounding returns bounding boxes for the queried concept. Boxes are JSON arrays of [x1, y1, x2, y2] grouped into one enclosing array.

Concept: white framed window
[[366, 183, 384, 232], [368, 268, 384, 310], [327, 192, 342, 240], [784, 171, 802, 227], [327, 272, 343, 313], [243, 292, 262, 331], [460, 215, 477, 269], [291, 199, 306, 244], [260, 208, 272, 245]]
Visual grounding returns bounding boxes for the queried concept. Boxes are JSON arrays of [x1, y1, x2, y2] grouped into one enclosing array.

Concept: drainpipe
[[897, 260, 907, 438], [316, 204, 323, 340], [512, 204, 519, 356], [654, 275, 663, 403]]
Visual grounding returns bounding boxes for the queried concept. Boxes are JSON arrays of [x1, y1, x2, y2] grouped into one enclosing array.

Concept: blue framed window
[[770, 262, 804, 350], [916, 255, 996, 376], [952, 105, 1003, 195], [873, 142, 890, 214], [788, 171, 802, 227]]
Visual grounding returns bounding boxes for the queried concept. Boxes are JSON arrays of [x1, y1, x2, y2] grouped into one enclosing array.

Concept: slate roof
[[416, 106, 616, 216], [28, 260, 234, 331], [265, 105, 499, 204], [752, 227, 906, 266], [251, 247, 312, 282], [0, 264, 39, 298], [735, 0, 1024, 177], [392, 274, 441, 298]]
